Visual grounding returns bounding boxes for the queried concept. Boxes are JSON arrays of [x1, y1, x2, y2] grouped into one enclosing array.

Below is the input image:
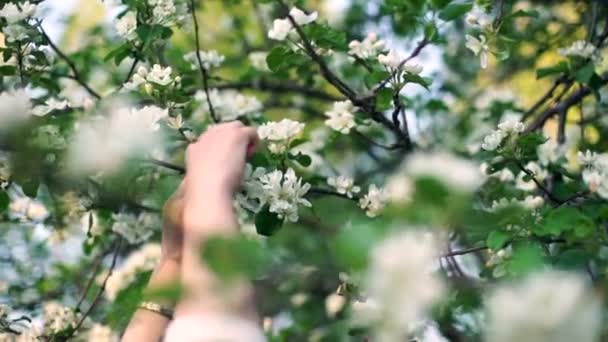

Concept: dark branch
[[216, 80, 342, 102], [37, 23, 101, 99], [189, 0, 219, 123]]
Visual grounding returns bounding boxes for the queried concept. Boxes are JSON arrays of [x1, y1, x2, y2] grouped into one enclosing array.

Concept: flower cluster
[[31, 97, 71, 117], [324, 100, 358, 134], [485, 271, 602, 342], [257, 119, 305, 154], [105, 243, 162, 300], [578, 150, 608, 199], [68, 104, 167, 173], [42, 301, 81, 335], [184, 50, 225, 70], [148, 0, 188, 26], [348, 32, 386, 60], [359, 230, 445, 341], [0, 1, 38, 43], [268, 7, 318, 41], [195, 89, 262, 121], [558, 40, 597, 60], [0, 89, 32, 130], [9, 194, 49, 223], [258, 168, 312, 222], [359, 184, 388, 217], [124, 64, 178, 90], [111, 212, 159, 244], [481, 119, 525, 151], [116, 11, 138, 41], [327, 175, 360, 198], [465, 6, 494, 29], [377, 50, 422, 74]]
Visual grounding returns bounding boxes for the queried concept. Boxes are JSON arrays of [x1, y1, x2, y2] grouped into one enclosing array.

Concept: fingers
[[241, 126, 260, 157]]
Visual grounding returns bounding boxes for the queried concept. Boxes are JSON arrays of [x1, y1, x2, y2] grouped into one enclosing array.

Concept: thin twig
[[117, 57, 139, 92], [216, 80, 341, 102], [515, 161, 562, 204], [145, 158, 186, 174], [442, 245, 488, 258], [37, 23, 101, 99], [189, 0, 219, 123], [67, 238, 122, 339]]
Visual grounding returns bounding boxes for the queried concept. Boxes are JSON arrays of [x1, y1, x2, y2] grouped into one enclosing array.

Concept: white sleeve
[[164, 314, 267, 342]]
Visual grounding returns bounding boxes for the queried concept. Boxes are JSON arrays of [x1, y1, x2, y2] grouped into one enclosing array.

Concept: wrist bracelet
[[139, 301, 174, 319]]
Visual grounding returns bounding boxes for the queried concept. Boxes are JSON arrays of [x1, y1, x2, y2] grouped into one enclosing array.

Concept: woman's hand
[[182, 122, 259, 236], [185, 121, 259, 197]]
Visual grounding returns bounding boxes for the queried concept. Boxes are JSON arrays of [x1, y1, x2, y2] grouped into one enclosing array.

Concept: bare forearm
[[122, 260, 180, 341], [176, 190, 256, 319]]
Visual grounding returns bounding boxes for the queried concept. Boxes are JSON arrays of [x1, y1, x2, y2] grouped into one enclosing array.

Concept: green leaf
[[516, 132, 547, 160], [254, 205, 283, 236], [365, 70, 390, 86], [104, 44, 130, 63], [108, 271, 151, 331], [289, 152, 312, 167], [403, 74, 432, 90], [574, 62, 595, 84], [304, 23, 347, 50], [0, 191, 8, 214], [438, 2, 473, 21], [202, 235, 269, 280], [375, 88, 394, 111], [430, 0, 452, 9], [537, 207, 595, 238], [507, 242, 544, 276], [332, 223, 378, 271], [487, 231, 510, 250], [536, 61, 568, 79], [266, 46, 307, 72], [0, 65, 17, 76]]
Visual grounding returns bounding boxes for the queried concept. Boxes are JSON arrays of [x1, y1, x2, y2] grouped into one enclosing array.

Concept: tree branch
[[37, 23, 101, 100], [189, 0, 219, 123], [216, 80, 342, 102]]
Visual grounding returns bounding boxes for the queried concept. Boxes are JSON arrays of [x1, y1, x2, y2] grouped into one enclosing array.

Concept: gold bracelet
[[138, 301, 174, 319]]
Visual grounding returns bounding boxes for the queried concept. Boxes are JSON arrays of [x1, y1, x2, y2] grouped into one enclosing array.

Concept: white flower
[[196, 89, 262, 121], [88, 324, 119, 342], [538, 139, 563, 166], [166, 114, 184, 130], [111, 212, 158, 244], [0, 89, 32, 129], [268, 18, 293, 41], [485, 271, 602, 342], [348, 32, 386, 59], [497, 119, 525, 134], [257, 119, 305, 154], [290, 7, 318, 25], [403, 62, 423, 75], [43, 302, 80, 334], [150, 0, 178, 24], [258, 168, 311, 222], [481, 130, 505, 151], [558, 40, 597, 59], [325, 293, 346, 318], [9, 196, 49, 222], [516, 162, 548, 192], [105, 243, 161, 300], [327, 175, 360, 198], [360, 230, 445, 342], [249, 51, 270, 71], [359, 184, 388, 217], [404, 151, 485, 193], [124, 65, 149, 90], [81, 211, 103, 237], [116, 11, 138, 40], [465, 6, 493, 29], [0, 2, 37, 23], [68, 104, 167, 174], [324, 100, 357, 134], [146, 64, 173, 86], [465, 34, 490, 69], [31, 98, 71, 117], [522, 195, 544, 210], [3, 24, 28, 43], [378, 49, 402, 69], [577, 150, 597, 167], [184, 50, 225, 70], [385, 173, 414, 204]]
